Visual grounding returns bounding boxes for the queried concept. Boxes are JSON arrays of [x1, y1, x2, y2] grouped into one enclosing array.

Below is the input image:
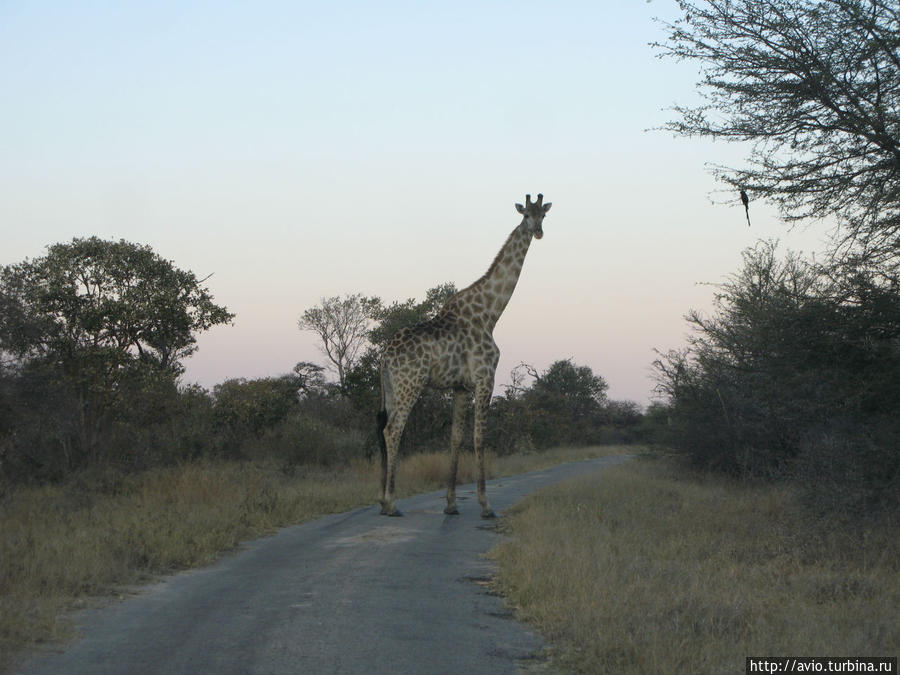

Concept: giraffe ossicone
[[376, 193, 552, 517]]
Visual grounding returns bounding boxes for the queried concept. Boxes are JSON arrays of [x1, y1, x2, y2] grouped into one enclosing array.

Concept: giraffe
[[376, 193, 552, 517]]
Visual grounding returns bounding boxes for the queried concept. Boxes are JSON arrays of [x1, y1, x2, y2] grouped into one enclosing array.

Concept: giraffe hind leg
[[381, 408, 409, 516], [378, 366, 404, 516], [444, 390, 469, 515], [473, 384, 496, 519], [380, 392, 418, 517]]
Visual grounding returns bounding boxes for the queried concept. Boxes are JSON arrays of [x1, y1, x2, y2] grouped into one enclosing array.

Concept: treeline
[[300, 285, 645, 457], [0, 238, 644, 485], [651, 242, 900, 515]]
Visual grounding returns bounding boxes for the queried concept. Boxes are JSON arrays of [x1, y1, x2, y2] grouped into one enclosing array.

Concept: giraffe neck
[[449, 220, 533, 332]]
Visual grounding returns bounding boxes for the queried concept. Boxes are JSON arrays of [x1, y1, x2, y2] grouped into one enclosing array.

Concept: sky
[[0, 1, 831, 406]]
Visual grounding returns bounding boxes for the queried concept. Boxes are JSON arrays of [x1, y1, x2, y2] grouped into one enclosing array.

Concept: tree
[[525, 360, 609, 445], [0, 237, 233, 470], [655, 0, 900, 263], [213, 375, 303, 441], [299, 294, 380, 393], [652, 241, 900, 510], [356, 283, 459, 453], [366, 282, 457, 350], [340, 283, 458, 410], [531, 359, 609, 415], [292, 361, 327, 395], [0, 237, 234, 373]]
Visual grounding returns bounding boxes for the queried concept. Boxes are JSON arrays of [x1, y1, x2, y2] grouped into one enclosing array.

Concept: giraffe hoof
[[481, 509, 497, 519], [444, 505, 460, 515], [380, 506, 403, 517]]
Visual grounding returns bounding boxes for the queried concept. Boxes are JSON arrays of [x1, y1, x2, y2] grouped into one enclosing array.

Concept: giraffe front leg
[[445, 390, 469, 515], [473, 385, 496, 519]]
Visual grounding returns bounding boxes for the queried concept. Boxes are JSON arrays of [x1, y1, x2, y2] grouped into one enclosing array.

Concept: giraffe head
[[515, 193, 552, 240]]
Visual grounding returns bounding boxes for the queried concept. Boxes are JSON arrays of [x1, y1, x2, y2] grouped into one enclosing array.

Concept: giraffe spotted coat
[[377, 194, 552, 517]]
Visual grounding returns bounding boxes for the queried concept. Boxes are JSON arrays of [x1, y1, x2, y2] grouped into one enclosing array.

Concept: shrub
[[654, 242, 900, 513]]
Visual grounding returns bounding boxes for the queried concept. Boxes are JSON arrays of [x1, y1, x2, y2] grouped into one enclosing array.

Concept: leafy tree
[[291, 361, 328, 395], [0, 237, 233, 372], [0, 237, 233, 472], [521, 359, 609, 447], [655, 0, 900, 263], [298, 294, 380, 392], [653, 241, 900, 510], [530, 359, 608, 417], [366, 282, 457, 349], [359, 283, 459, 453], [605, 399, 644, 428], [342, 283, 458, 411], [213, 375, 303, 442]]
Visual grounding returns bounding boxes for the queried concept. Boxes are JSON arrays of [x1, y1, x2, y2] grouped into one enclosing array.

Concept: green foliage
[[344, 283, 460, 454], [531, 359, 608, 417], [366, 282, 457, 350], [653, 0, 900, 517], [1, 251, 643, 485], [488, 360, 641, 452], [213, 376, 303, 441], [0, 362, 221, 482], [654, 242, 900, 513], [0, 238, 232, 479], [0, 237, 233, 372]]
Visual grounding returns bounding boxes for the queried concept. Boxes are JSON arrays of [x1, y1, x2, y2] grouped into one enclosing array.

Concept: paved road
[[17, 455, 632, 675]]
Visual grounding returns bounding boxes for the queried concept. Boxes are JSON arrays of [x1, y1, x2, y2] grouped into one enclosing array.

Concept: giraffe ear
[[542, 202, 552, 213], [515, 203, 526, 214]]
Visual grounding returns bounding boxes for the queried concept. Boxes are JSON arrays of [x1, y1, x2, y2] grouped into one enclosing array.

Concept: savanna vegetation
[[0, 240, 641, 487], [490, 457, 899, 673], [0, 446, 624, 668], [3, 0, 899, 669], [647, 0, 900, 516], [0, 237, 642, 667], [487, 2, 900, 669]]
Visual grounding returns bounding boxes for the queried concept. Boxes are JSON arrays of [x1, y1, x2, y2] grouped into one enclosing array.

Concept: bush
[[654, 242, 900, 513]]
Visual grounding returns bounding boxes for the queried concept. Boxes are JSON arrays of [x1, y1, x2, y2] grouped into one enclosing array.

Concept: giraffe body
[[377, 194, 551, 517]]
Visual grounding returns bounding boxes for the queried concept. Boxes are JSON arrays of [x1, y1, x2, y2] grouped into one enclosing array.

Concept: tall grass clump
[[490, 456, 899, 673]]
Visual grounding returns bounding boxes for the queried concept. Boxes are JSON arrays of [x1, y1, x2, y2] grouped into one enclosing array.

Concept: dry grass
[[489, 456, 900, 673], [0, 459, 377, 667], [0, 445, 631, 668]]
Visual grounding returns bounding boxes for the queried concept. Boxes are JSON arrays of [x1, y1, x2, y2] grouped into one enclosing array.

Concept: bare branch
[[654, 0, 900, 264]]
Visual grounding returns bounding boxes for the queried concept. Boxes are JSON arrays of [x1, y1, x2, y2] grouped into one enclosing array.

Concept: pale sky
[[1, 1, 830, 405]]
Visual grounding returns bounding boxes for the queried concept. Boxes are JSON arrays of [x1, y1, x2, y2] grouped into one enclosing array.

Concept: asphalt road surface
[[17, 455, 632, 675]]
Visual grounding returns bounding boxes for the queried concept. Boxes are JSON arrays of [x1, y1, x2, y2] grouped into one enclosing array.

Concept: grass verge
[[0, 444, 628, 669], [488, 455, 899, 673]]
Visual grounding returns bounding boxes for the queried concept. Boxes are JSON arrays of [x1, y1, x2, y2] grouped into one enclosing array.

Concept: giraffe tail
[[376, 408, 388, 458], [376, 365, 391, 481], [376, 409, 388, 497]]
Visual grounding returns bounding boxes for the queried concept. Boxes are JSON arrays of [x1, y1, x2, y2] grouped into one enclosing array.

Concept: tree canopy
[[0, 237, 233, 374], [656, 0, 900, 263], [298, 294, 380, 392], [0, 238, 233, 474]]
